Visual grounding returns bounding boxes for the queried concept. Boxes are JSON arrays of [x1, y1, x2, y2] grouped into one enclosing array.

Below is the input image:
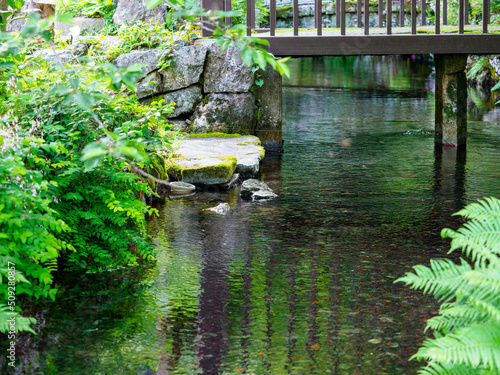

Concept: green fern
[[397, 197, 500, 375]]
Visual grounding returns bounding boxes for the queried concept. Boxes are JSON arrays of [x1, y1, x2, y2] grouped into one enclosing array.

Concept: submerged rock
[[240, 179, 277, 200], [205, 203, 230, 215]]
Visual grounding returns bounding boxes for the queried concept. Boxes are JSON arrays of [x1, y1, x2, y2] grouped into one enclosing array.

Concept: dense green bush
[[398, 197, 500, 374], [0, 9, 176, 331]]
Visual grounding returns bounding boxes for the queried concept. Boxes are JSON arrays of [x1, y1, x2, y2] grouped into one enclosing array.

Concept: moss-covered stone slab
[[175, 136, 265, 176], [165, 156, 237, 185]]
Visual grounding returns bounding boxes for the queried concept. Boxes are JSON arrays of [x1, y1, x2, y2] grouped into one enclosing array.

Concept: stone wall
[[113, 39, 283, 151]]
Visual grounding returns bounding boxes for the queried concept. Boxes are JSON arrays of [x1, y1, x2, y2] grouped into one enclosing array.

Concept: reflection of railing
[[201, 0, 500, 56]]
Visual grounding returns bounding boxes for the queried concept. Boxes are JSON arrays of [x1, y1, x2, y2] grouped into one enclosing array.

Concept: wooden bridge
[[201, 0, 500, 147], [201, 0, 500, 56]]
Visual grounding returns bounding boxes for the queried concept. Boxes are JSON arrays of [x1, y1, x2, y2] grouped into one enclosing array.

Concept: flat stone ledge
[[175, 136, 265, 176]]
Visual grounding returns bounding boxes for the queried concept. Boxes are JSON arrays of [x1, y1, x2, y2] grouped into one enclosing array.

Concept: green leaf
[[39, 30, 52, 42], [253, 51, 267, 71], [81, 146, 106, 162], [241, 48, 254, 67], [75, 92, 95, 112], [56, 13, 74, 24], [146, 0, 162, 10]]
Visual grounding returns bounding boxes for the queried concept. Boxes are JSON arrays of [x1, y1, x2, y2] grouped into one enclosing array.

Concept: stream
[[5, 55, 500, 375]]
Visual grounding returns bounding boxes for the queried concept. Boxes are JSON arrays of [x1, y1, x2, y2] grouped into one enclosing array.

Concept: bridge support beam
[[434, 54, 468, 147]]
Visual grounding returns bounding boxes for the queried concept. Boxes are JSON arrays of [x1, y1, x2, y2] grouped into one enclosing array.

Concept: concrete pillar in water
[[434, 54, 468, 147], [254, 65, 284, 153]]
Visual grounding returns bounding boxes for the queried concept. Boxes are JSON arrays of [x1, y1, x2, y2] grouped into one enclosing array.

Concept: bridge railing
[[201, 0, 493, 37]]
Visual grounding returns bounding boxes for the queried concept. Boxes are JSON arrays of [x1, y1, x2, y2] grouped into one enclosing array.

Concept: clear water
[[5, 56, 500, 375]]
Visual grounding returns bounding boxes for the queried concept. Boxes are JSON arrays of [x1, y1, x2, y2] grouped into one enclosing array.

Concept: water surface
[[5, 56, 500, 375]]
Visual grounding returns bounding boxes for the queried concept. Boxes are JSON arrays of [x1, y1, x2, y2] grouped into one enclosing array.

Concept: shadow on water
[[4, 56, 500, 375]]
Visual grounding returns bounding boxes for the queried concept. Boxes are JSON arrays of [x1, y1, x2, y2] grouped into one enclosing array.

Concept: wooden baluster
[[379, 0, 384, 27], [270, 0, 276, 36], [411, 0, 416, 33], [400, 0, 404, 26], [364, 0, 369, 34], [483, 0, 488, 32], [224, 0, 231, 26], [341, 0, 346, 34], [246, 0, 253, 35], [358, 0, 362, 27], [293, 0, 299, 35], [421, 0, 426, 25], [387, 0, 392, 34], [459, 0, 464, 33], [443, 0, 447, 25], [314, 0, 323, 34], [336, 0, 341, 27], [436, 0, 440, 34], [317, 0, 323, 35], [465, 0, 469, 24], [201, 0, 224, 37]]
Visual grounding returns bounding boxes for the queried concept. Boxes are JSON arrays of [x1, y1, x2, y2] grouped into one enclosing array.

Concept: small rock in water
[[252, 189, 278, 200], [205, 203, 230, 215], [220, 173, 240, 190], [240, 179, 277, 200]]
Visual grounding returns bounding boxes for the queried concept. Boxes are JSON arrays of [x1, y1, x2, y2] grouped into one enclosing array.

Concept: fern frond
[[0, 305, 36, 334], [418, 361, 478, 375], [464, 268, 500, 295], [43, 258, 58, 273], [454, 197, 500, 222], [426, 304, 487, 332], [396, 258, 472, 302], [413, 322, 500, 370]]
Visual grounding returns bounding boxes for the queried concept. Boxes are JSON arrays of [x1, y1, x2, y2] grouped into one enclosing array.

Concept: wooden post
[[202, 0, 226, 37], [435, 54, 468, 147]]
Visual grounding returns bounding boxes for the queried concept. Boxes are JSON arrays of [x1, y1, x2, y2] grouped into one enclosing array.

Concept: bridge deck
[[258, 26, 500, 56]]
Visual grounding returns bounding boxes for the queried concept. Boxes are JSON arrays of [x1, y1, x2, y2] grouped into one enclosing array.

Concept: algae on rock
[[165, 156, 237, 185]]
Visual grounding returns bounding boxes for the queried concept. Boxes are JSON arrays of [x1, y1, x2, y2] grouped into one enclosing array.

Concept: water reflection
[[5, 57, 500, 375]]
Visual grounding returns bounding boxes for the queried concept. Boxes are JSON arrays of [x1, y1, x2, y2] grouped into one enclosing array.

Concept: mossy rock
[[145, 152, 168, 189], [165, 156, 237, 184]]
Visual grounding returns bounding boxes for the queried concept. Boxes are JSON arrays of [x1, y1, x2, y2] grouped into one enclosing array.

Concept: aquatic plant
[[397, 197, 500, 374]]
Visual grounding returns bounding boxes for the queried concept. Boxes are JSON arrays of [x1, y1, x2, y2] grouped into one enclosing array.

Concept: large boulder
[[116, 45, 208, 97], [203, 42, 254, 93], [141, 85, 203, 117], [137, 85, 203, 117], [136, 72, 162, 99], [113, 0, 167, 25], [113, 49, 167, 75], [162, 85, 203, 118], [161, 45, 208, 92], [191, 93, 257, 135]]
